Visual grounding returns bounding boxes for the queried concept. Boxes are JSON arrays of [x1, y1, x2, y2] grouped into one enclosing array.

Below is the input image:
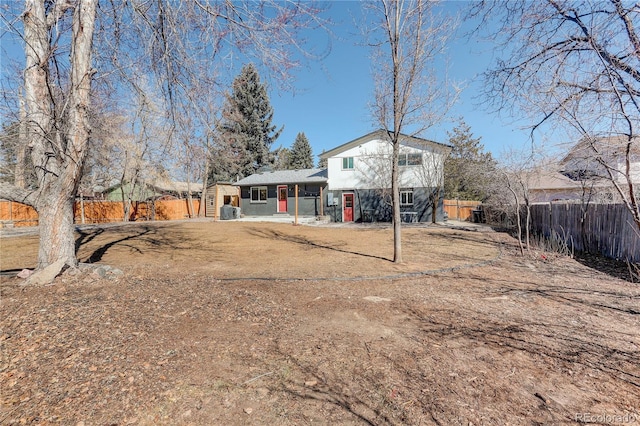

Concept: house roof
[[206, 181, 237, 189], [151, 181, 204, 193], [104, 180, 203, 194], [561, 135, 640, 166], [527, 164, 610, 191], [527, 170, 584, 191], [319, 129, 452, 159], [235, 168, 328, 186]]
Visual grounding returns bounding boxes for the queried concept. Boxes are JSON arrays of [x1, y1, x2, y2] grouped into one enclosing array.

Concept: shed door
[[343, 193, 354, 222], [277, 185, 288, 213]]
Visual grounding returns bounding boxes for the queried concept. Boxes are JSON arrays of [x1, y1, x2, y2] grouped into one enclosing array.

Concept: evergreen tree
[[208, 131, 250, 182], [317, 150, 327, 168], [273, 146, 291, 170], [0, 121, 35, 187], [444, 119, 496, 201], [288, 132, 314, 169], [0, 122, 20, 184], [215, 63, 282, 179]]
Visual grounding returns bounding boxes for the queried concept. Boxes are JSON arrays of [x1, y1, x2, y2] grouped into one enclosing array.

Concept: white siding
[[616, 160, 640, 183], [326, 138, 446, 190]]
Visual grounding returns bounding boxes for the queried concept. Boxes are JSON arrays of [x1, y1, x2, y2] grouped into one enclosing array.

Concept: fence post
[[295, 184, 299, 225], [80, 194, 86, 224]]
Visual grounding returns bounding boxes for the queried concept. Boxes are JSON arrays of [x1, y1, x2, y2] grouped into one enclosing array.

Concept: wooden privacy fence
[[443, 199, 482, 221], [529, 202, 640, 263], [0, 199, 201, 227], [0, 201, 38, 227]]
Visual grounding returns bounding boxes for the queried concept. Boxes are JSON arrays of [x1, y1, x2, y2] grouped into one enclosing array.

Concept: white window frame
[[342, 157, 354, 170], [399, 153, 423, 166], [250, 186, 268, 203], [400, 189, 414, 206]]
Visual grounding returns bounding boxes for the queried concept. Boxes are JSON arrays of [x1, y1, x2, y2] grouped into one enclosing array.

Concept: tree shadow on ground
[[403, 299, 640, 391], [572, 251, 639, 283], [462, 270, 640, 315], [268, 347, 406, 426], [248, 227, 392, 262], [74, 225, 171, 263]]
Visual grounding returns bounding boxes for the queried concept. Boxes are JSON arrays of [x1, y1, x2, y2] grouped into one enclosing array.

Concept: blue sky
[[0, 1, 552, 164], [268, 1, 540, 162]]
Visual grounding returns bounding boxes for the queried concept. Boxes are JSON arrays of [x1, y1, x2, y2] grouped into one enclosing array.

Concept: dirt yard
[[1, 220, 639, 425]]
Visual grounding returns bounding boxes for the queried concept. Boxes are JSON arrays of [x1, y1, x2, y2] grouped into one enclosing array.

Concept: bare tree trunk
[[390, 2, 402, 264], [44, 0, 94, 268], [370, 0, 457, 263], [15, 92, 27, 189], [525, 200, 531, 252], [431, 190, 438, 224], [186, 183, 194, 218], [519, 180, 531, 252], [505, 176, 524, 256], [199, 160, 209, 217], [37, 194, 77, 269], [391, 135, 402, 262], [121, 190, 128, 221], [25, 0, 98, 271]]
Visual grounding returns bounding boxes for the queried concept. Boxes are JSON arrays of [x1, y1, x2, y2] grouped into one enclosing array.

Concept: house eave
[[235, 168, 328, 187], [319, 129, 451, 159]]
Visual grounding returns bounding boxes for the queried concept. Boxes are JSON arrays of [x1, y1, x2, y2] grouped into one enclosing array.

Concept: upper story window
[[342, 157, 354, 170], [399, 153, 423, 166], [250, 186, 267, 203]]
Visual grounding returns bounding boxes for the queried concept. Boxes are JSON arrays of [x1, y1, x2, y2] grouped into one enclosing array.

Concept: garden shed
[[205, 183, 240, 219]]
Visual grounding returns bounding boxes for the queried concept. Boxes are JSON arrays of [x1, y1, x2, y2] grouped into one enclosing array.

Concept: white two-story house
[[319, 130, 452, 223]]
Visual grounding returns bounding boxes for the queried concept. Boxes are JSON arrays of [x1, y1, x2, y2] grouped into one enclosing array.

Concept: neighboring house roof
[[561, 135, 640, 178], [528, 170, 584, 191], [206, 181, 236, 189], [562, 135, 640, 160], [527, 163, 615, 203], [103, 180, 203, 198], [235, 168, 328, 186], [319, 129, 451, 159], [151, 180, 203, 193]]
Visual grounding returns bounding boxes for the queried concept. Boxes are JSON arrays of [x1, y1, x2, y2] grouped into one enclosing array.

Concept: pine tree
[[272, 146, 291, 170], [317, 150, 327, 168], [208, 131, 250, 182], [0, 120, 35, 187], [215, 63, 282, 179], [444, 120, 496, 201], [0, 122, 20, 184], [288, 132, 314, 169]]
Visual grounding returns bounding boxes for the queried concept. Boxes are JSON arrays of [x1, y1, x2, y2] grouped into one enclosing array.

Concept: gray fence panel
[[529, 203, 640, 262]]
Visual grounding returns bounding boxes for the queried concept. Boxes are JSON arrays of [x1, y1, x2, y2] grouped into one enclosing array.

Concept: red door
[[343, 193, 354, 222], [277, 185, 288, 213]]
